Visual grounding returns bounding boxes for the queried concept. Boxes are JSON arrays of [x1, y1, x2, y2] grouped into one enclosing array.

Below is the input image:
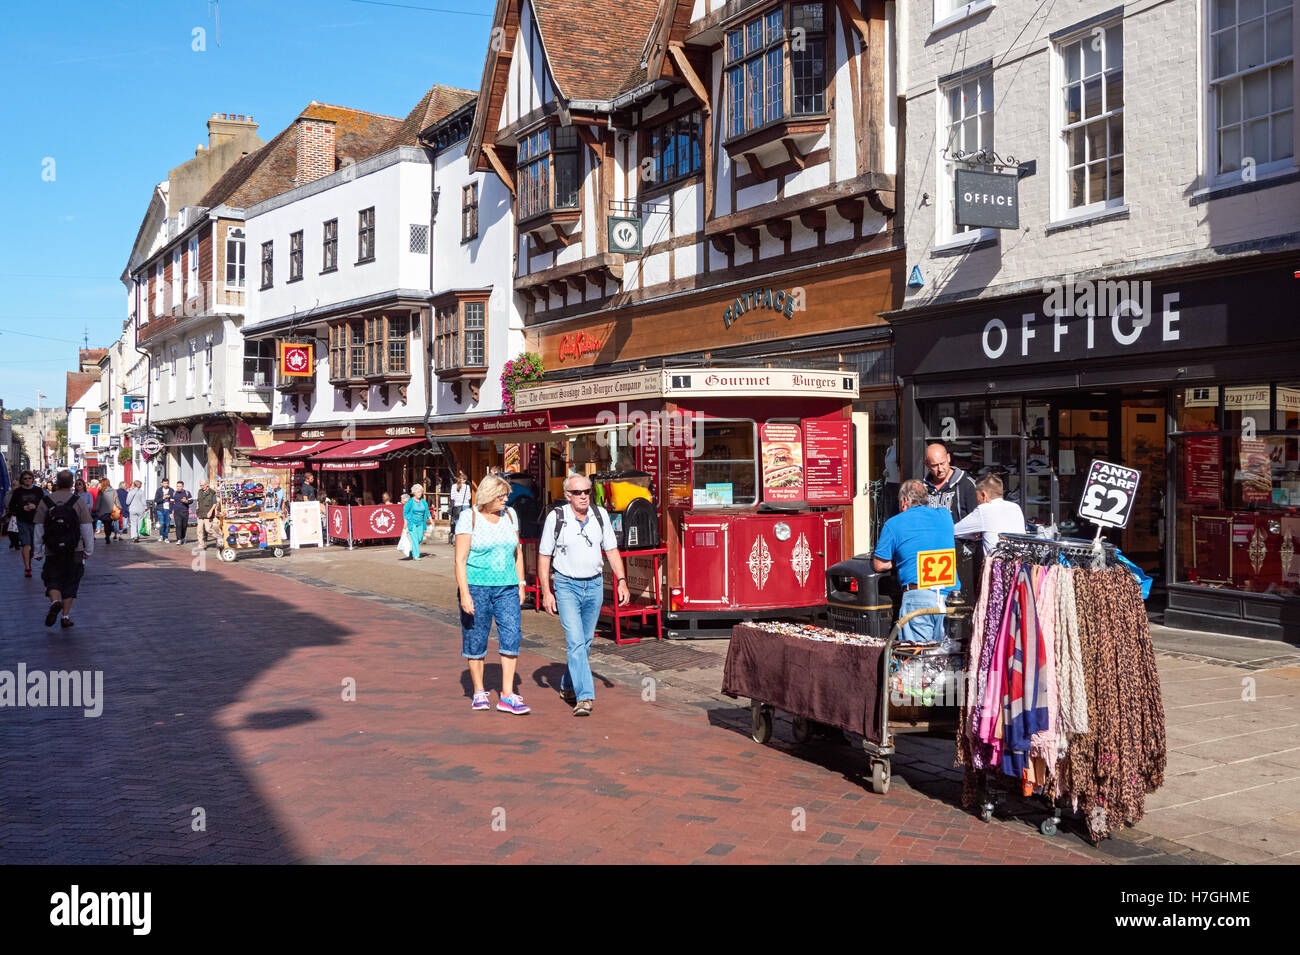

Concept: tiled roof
[[199, 103, 403, 210], [531, 0, 660, 100], [66, 372, 98, 410], [387, 84, 477, 148], [79, 348, 108, 364]]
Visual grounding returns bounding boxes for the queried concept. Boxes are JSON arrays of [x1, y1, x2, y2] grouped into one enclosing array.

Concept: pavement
[[0, 532, 1296, 864]]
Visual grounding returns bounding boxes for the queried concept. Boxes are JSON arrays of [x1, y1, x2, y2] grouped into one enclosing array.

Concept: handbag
[[110, 505, 122, 521], [397, 532, 412, 557]]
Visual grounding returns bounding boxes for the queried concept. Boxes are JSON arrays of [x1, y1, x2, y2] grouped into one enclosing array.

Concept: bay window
[[434, 293, 490, 377], [516, 126, 579, 221], [329, 315, 409, 382], [725, 3, 826, 141]]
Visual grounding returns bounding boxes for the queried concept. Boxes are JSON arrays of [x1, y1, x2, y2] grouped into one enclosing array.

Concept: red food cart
[[471, 367, 868, 638]]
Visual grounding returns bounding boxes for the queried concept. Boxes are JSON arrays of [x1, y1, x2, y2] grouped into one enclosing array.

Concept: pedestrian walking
[[537, 473, 630, 716], [453, 473, 529, 714], [3, 487, 19, 551], [172, 481, 193, 545], [92, 477, 116, 544], [448, 471, 472, 544], [33, 469, 94, 629], [115, 482, 129, 536], [195, 479, 218, 548], [126, 480, 147, 542], [4, 470, 45, 576], [153, 479, 174, 542], [75, 479, 93, 511], [403, 484, 431, 560]]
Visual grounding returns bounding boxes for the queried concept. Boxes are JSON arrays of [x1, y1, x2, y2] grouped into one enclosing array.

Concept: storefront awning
[[310, 437, 426, 471], [248, 440, 344, 469]]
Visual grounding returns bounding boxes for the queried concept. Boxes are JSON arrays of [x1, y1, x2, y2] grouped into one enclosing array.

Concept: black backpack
[[549, 502, 605, 547], [44, 494, 81, 553]]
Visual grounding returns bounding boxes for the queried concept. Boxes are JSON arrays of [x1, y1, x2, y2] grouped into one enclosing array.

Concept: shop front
[[888, 253, 1300, 643], [470, 367, 867, 637], [256, 424, 444, 504]]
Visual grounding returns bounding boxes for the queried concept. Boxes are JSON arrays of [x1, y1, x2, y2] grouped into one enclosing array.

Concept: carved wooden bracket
[[765, 218, 792, 241], [834, 198, 865, 223], [735, 226, 761, 249], [709, 234, 735, 256], [799, 209, 827, 231]]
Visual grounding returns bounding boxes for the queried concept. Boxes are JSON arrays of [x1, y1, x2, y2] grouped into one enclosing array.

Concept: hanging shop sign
[[278, 340, 315, 378], [140, 436, 164, 456], [89, 424, 101, 435], [466, 412, 554, 438], [608, 216, 644, 255], [955, 169, 1020, 229], [123, 395, 145, 411], [1077, 459, 1141, 528]]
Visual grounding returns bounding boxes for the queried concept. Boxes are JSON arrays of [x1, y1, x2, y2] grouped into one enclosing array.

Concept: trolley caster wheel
[[1039, 818, 1058, 837], [220, 548, 237, 563], [791, 715, 812, 744], [272, 547, 286, 558], [870, 760, 890, 795], [980, 806, 994, 824], [750, 701, 773, 744]]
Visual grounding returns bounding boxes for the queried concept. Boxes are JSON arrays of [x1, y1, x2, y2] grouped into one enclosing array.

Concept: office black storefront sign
[[891, 267, 1300, 377], [955, 170, 1019, 229]]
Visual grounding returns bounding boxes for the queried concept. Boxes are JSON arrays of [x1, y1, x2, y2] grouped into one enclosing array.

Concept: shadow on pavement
[[0, 544, 349, 863]]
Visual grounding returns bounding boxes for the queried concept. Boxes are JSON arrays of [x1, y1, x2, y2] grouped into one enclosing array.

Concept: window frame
[[225, 228, 246, 290], [1205, 0, 1295, 186], [462, 181, 479, 242], [203, 336, 213, 396], [515, 125, 581, 222], [288, 230, 304, 282], [242, 338, 274, 389], [433, 293, 491, 374], [322, 218, 338, 273], [723, 2, 828, 144], [171, 246, 182, 307], [186, 340, 196, 398], [1052, 19, 1126, 218], [937, 69, 997, 244], [260, 240, 273, 290], [690, 418, 760, 508], [187, 235, 199, 300], [329, 315, 409, 383], [641, 107, 705, 194], [357, 207, 376, 264]]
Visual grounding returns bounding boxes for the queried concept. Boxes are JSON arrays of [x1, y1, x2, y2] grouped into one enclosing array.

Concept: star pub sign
[[278, 340, 315, 378]]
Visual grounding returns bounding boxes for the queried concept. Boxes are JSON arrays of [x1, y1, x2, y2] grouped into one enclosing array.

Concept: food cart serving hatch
[[477, 367, 867, 639]]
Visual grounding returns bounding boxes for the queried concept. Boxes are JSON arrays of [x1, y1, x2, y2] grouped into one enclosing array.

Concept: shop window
[[693, 420, 758, 507], [724, 3, 826, 141], [1173, 380, 1300, 598]]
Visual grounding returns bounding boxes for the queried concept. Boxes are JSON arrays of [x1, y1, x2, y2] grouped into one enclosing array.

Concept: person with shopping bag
[[402, 484, 431, 560], [126, 480, 147, 542]]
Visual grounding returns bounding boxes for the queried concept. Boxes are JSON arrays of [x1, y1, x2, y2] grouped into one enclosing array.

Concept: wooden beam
[[783, 138, 808, 170], [799, 209, 827, 231], [834, 198, 864, 223], [481, 144, 514, 197], [668, 41, 711, 113], [709, 234, 735, 256], [734, 226, 761, 248], [575, 124, 602, 164], [836, 0, 870, 44], [744, 152, 767, 182], [765, 218, 792, 241]]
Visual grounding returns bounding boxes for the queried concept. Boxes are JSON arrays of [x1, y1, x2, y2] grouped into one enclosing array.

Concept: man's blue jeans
[[156, 509, 172, 541], [899, 588, 946, 643], [554, 573, 603, 702]]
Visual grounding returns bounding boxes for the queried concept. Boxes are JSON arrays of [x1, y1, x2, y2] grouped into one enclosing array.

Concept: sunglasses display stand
[[214, 473, 289, 563]]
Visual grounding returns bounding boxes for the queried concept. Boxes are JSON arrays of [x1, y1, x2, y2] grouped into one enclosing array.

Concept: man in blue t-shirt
[[873, 479, 960, 643]]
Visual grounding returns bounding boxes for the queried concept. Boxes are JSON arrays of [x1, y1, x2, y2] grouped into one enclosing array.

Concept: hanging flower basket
[[500, 352, 544, 413]]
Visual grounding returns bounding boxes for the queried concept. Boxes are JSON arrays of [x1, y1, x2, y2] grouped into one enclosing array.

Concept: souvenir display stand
[[215, 474, 288, 562]]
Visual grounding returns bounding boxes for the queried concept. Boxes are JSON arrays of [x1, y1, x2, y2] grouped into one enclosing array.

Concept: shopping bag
[[6, 516, 16, 534], [397, 533, 412, 558]]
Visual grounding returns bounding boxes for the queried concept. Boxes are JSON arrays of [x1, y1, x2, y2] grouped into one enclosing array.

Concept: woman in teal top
[[403, 483, 431, 560], [454, 474, 528, 714]]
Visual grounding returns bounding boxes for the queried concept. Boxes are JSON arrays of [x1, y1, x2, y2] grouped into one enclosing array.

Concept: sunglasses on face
[[567, 488, 591, 496]]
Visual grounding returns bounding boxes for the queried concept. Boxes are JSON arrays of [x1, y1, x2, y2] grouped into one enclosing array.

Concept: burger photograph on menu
[[760, 423, 805, 501]]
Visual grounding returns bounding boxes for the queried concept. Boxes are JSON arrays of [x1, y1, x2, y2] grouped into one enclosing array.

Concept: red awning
[[311, 437, 426, 471], [248, 440, 344, 469]]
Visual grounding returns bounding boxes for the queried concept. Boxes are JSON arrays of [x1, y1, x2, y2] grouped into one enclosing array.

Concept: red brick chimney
[[294, 116, 337, 187]]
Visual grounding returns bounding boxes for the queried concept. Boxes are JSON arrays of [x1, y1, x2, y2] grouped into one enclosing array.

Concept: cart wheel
[[220, 548, 237, 563], [870, 760, 890, 795], [980, 806, 994, 824], [750, 701, 773, 744], [273, 547, 286, 558], [1039, 818, 1058, 837], [791, 715, 812, 744]]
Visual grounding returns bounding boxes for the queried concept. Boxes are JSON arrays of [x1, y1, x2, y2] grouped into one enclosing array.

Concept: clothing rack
[[991, 532, 1119, 569]]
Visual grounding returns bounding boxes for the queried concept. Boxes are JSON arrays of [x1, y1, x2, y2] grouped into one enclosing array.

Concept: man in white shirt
[[953, 473, 1026, 555], [538, 473, 630, 717]]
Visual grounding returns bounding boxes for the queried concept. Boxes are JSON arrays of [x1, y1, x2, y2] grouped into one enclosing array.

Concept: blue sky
[[0, 0, 492, 411]]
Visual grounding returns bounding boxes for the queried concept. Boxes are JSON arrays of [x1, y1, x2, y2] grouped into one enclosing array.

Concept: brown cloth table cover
[[722, 624, 887, 745]]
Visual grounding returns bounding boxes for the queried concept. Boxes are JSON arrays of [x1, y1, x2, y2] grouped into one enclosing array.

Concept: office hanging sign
[[1077, 459, 1141, 528], [954, 169, 1019, 229]]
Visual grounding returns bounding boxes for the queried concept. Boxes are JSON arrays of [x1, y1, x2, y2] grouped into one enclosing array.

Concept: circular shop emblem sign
[[286, 347, 310, 372], [369, 507, 397, 535], [332, 510, 344, 534], [140, 437, 164, 456]]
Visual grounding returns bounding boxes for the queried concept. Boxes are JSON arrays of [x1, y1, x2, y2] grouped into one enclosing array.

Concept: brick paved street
[[0, 539, 1109, 865]]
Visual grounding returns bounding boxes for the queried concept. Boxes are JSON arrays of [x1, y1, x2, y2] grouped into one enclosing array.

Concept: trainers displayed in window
[[496, 693, 530, 715], [471, 690, 491, 710]]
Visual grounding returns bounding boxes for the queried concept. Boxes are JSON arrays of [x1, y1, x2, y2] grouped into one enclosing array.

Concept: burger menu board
[[803, 418, 852, 505], [761, 423, 805, 503]]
